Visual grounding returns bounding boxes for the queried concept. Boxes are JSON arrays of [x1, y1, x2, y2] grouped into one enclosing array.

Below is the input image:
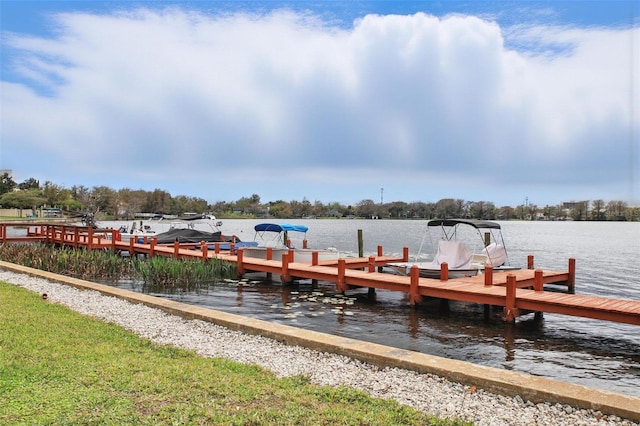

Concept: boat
[[152, 228, 225, 244], [117, 220, 158, 242], [156, 213, 223, 230], [117, 214, 223, 242], [241, 223, 339, 262], [386, 219, 520, 279]]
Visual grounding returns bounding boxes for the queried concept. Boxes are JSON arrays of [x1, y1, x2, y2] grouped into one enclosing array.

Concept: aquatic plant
[[130, 255, 236, 291], [0, 243, 237, 288]]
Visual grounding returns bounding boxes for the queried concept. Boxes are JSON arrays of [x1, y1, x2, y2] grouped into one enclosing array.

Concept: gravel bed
[[2, 270, 637, 426]]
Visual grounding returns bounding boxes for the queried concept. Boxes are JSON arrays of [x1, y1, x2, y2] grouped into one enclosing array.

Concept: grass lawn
[[0, 281, 470, 425]]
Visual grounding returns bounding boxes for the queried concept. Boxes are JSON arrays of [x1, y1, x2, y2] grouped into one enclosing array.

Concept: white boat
[[386, 219, 520, 279], [241, 223, 339, 262], [117, 220, 158, 242], [118, 214, 223, 243]]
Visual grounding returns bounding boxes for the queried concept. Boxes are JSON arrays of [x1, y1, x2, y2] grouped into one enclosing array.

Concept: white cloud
[[1, 8, 638, 205]]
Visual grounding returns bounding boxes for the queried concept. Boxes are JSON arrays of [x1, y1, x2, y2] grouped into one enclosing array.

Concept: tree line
[[1, 173, 638, 221]]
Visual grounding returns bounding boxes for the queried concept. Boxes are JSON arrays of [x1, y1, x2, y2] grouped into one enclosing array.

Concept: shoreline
[[1, 262, 638, 426]]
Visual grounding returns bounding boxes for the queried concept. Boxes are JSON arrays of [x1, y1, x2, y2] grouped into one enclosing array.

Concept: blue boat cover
[[254, 223, 309, 233]]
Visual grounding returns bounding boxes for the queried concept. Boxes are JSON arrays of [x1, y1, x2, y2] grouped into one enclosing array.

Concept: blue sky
[[1, 1, 639, 208]]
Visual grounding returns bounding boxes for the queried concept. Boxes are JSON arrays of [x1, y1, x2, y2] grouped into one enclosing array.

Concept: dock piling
[[484, 265, 493, 287], [440, 262, 449, 281], [504, 274, 518, 323]]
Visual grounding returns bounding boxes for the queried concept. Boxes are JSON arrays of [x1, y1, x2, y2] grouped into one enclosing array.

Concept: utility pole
[[380, 187, 384, 204]]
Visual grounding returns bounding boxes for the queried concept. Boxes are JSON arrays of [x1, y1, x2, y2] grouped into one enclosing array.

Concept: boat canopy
[[426, 219, 502, 230], [254, 223, 309, 233]]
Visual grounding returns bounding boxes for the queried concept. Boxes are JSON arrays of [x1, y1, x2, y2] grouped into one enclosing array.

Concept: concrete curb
[[2, 261, 638, 422]]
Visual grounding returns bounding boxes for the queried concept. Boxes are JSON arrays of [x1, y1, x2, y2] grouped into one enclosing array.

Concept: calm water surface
[[101, 219, 640, 398]]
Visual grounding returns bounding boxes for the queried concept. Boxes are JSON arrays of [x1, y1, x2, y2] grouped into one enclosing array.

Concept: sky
[[1, 1, 639, 208]]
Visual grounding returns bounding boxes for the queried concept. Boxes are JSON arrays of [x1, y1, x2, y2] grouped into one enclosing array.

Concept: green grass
[[0, 282, 472, 425]]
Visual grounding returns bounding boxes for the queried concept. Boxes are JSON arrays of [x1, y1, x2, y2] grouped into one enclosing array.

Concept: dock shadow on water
[[102, 272, 640, 399]]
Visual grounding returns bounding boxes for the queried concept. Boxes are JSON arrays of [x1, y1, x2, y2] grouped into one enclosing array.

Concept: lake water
[[100, 219, 639, 397]]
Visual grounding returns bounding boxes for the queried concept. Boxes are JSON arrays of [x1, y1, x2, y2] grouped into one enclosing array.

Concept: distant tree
[[435, 198, 462, 218], [70, 185, 91, 210], [0, 188, 46, 214], [0, 172, 17, 195], [18, 177, 40, 190], [210, 200, 234, 215], [234, 194, 263, 216], [606, 200, 627, 221], [355, 199, 377, 218], [144, 189, 172, 214], [497, 206, 515, 220], [591, 199, 606, 220], [42, 181, 70, 206], [91, 186, 117, 216], [183, 196, 209, 214], [289, 198, 312, 217], [387, 201, 408, 218], [468, 201, 496, 220], [408, 201, 435, 219], [568, 201, 589, 221], [267, 200, 292, 218], [541, 205, 559, 220], [114, 188, 146, 219]]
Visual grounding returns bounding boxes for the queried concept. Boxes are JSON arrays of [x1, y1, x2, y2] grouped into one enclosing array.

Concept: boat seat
[[430, 240, 472, 270], [471, 254, 489, 268], [482, 243, 507, 267]]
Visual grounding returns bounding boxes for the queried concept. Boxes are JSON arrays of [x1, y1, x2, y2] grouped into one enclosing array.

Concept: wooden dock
[[1, 222, 639, 325]]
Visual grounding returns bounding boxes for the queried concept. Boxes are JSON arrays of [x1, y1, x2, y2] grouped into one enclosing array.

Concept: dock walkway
[[1, 222, 639, 325]]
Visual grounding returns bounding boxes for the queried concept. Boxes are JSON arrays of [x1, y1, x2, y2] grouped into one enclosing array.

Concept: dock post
[[312, 251, 318, 266], [504, 274, 518, 323], [129, 237, 135, 256], [87, 227, 93, 249], [534, 269, 544, 320], [303, 239, 308, 249], [111, 229, 117, 252], [149, 238, 156, 258], [409, 265, 422, 305], [368, 256, 375, 273], [337, 259, 346, 294], [483, 265, 493, 318], [173, 240, 180, 258], [377, 245, 384, 272], [368, 287, 376, 298], [484, 265, 493, 286], [534, 269, 543, 292], [201, 241, 208, 261], [281, 251, 291, 283], [357, 230, 363, 258], [527, 255, 534, 269], [237, 248, 245, 277], [402, 247, 409, 262], [568, 258, 576, 293], [266, 247, 273, 261], [440, 262, 449, 281]]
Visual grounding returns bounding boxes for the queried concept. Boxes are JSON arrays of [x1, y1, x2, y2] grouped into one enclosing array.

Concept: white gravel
[[2, 270, 637, 426]]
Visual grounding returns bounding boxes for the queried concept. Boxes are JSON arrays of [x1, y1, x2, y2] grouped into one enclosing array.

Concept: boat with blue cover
[[241, 223, 339, 262]]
